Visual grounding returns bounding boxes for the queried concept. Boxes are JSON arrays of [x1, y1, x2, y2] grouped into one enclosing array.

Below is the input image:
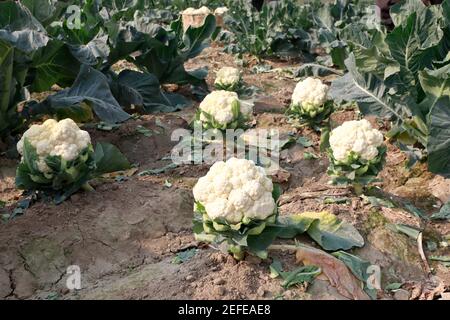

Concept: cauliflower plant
[[195, 90, 253, 130], [15, 119, 95, 198], [214, 67, 242, 91], [182, 6, 211, 29], [327, 119, 386, 193], [17, 119, 92, 174], [288, 77, 332, 125], [15, 118, 130, 203], [193, 158, 278, 259]]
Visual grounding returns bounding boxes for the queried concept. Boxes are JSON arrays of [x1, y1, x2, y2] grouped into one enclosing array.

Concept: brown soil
[[0, 46, 448, 300]]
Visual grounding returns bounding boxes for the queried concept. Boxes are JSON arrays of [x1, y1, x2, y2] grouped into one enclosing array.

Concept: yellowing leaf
[[296, 245, 370, 300]]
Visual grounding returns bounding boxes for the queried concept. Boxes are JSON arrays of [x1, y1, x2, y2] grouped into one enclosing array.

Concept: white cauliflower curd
[[182, 7, 211, 29], [17, 118, 91, 173], [214, 67, 241, 89], [329, 119, 384, 163], [198, 90, 252, 127], [193, 158, 275, 224], [214, 7, 229, 15], [292, 77, 329, 108], [182, 6, 211, 15]]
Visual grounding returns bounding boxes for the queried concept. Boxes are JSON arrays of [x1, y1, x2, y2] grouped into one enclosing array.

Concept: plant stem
[[82, 182, 95, 192]]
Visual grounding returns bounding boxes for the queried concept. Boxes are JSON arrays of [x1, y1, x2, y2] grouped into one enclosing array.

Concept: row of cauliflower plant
[[189, 64, 386, 261], [11, 3, 387, 215], [200, 65, 387, 193], [0, 0, 221, 151]]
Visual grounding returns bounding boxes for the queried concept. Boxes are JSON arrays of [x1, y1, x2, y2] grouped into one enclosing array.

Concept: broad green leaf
[[0, 1, 49, 53], [21, 0, 57, 25], [30, 40, 80, 92], [111, 70, 190, 113], [247, 226, 280, 258], [390, 0, 428, 27], [68, 34, 110, 67], [0, 38, 15, 136], [29, 65, 130, 124], [385, 10, 442, 90], [419, 64, 450, 114], [94, 142, 130, 175], [302, 211, 365, 251], [267, 211, 364, 251], [330, 55, 410, 122], [132, 15, 214, 86], [275, 214, 315, 239], [428, 96, 450, 177], [420, 64, 450, 100], [351, 41, 399, 79]]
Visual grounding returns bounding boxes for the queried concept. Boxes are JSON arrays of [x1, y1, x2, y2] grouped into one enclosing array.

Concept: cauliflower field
[[0, 0, 449, 301]]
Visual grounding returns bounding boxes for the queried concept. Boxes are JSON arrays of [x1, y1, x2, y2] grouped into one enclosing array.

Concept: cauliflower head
[[329, 119, 384, 163], [193, 158, 275, 224], [182, 6, 211, 15], [290, 77, 330, 120], [198, 90, 253, 128], [214, 67, 241, 90], [214, 7, 229, 15], [17, 119, 91, 173], [182, 6, 211, 29]]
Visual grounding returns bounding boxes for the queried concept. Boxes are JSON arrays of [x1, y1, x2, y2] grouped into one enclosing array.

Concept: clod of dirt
[[394, 177, 429, 197], [214, 287, 226, 296], [257, 287, 266, 297], [254, 96, 285, 114], [393, 289, 410, 300], [428, 175, 450, 204], [367, 227, 421, 265], [307, 279, 349, 300], [270, 168, 291, 184]]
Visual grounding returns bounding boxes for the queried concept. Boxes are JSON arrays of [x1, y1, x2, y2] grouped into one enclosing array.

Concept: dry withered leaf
[[405, 276, 446, 300], [296, 245, 370, 300]]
